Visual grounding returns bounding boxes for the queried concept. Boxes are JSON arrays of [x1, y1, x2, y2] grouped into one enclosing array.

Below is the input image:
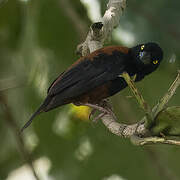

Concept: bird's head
[[130, 42, 163, 74]]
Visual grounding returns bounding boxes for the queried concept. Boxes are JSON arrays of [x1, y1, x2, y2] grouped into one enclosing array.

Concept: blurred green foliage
[[151, 106, 180, 136], [0, 0, 180, 180]]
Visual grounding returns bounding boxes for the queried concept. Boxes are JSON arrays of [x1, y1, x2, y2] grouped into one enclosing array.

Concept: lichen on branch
[[77, 0, 126, 56]]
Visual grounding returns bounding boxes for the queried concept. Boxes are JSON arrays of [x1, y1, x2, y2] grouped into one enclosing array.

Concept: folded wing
[[48, 51, 127, 101]]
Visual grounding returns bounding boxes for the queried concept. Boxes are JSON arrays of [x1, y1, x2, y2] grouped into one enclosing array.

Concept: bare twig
[[0, 93, 40, 180], [153, 70, 180, 116], [121, 72, 153, 127], [130, 135, 180, 146]]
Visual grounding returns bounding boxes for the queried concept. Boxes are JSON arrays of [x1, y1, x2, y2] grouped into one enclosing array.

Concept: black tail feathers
[[20, 108, 42, 133], [20, 96, 51, 134]]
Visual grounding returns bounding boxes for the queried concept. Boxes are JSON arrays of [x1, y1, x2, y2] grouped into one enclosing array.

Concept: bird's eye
[[153, 60, 159, 64], [141, 45, 145, 51]]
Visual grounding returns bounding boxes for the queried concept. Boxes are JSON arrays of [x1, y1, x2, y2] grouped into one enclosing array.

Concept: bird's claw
[[89, 108, 96, 120], [74, 101, 117, 122], [92, 112, 106, 123]]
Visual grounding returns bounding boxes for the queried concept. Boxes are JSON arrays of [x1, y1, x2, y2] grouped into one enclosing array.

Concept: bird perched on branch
[[21, 42, 163, 132]]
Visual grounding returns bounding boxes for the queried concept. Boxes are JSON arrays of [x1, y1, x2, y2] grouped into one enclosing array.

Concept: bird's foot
[[83, 102, 110, 114], [98, 100, 117, 121], [77, 100, 116, 122], [89, 108, 96, 120], [99, 99, 113, 111], [92, 112, 106, 123]]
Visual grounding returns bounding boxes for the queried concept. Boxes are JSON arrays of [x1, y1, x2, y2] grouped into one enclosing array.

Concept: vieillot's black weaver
[[21, 42, 163, 132]]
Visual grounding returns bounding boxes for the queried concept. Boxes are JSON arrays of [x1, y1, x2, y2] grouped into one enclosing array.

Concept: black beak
[[139, 51, 151, 65]]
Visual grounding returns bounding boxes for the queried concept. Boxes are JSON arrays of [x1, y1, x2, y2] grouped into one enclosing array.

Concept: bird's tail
[[20, 96, 51, 133]]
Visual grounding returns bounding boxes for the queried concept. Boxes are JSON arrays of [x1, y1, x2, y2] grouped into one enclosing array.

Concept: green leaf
[[150, 106, 180, 136]]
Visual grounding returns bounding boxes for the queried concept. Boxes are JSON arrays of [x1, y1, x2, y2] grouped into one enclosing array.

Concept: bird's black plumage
[[21, 42, 163, 132]]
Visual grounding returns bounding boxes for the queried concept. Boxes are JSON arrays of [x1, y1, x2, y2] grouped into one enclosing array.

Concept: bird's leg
[[73, 102, 109, 119], [92, 112, 106, 123], [88, 100, 116, 121], [82, 103, 110, 114], [74, 100, 116, 122], [89, 100, 112, 123], [89, 108, 96, 120], [100, 99, 113, 111], [85, 103, 109, 123], [88, 103, 108, 122], [99, 99, 117, 121]]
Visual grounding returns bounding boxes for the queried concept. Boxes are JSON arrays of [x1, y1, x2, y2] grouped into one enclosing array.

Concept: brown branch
[[0, 93, 40, 180]]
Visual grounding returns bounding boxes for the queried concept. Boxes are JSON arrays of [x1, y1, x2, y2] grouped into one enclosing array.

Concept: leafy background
[[0, 0, 180, 180]]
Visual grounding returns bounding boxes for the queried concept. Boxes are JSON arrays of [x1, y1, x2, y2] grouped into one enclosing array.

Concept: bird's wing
[[48, 47, 128, 99]]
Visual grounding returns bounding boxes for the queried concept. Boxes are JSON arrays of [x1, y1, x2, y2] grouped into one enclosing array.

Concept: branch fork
[[101, 71, 180, 146], [78, 0, 180, 146]]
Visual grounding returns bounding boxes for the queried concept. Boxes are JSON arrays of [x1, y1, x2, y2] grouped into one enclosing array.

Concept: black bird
[[21, 42, 163, 132]]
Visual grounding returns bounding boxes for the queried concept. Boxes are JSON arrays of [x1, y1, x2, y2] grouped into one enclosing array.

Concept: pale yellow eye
[[153, 60, 159, 64], [141, 45, 145, 51]]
